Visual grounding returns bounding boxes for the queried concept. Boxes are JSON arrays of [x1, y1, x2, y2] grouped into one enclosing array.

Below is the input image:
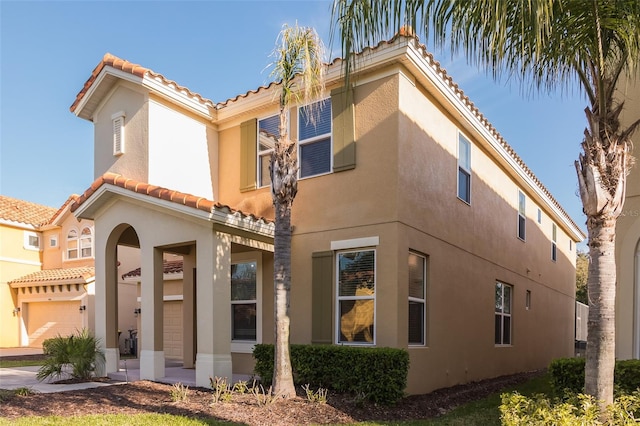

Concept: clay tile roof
[[71, 172, 274, 224], [9, 266, 95, 285], [0, 195, 58, 227], [122, 259, 184, 280], [47, 194, 79, 225], [71, 53, 213, 113]]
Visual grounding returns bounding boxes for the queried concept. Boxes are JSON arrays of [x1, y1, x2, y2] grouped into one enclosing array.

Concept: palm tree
[[267, 23, 326, 398], [332, 0, 640, 407]]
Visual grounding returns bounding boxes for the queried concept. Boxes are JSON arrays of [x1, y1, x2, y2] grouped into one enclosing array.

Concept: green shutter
[[331, 86, 356, 172], [240, 118, 257, 192], [312, 251, 333, 344]]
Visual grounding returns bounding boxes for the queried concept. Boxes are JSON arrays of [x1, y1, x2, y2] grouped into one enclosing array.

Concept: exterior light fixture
[[134, 308, 141, 317], [12, 307, 20, 315], [79, 305, 86, 312]]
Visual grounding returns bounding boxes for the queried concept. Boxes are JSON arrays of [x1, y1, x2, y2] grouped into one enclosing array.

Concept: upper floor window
[[23, 231, 41, 251], [537, 208, 542, 224], [457, 134, 471, 203], [257, 114, 280, 187], [67, 229, 78, 259], [495, 281, 512, 345], [298, 98, 332, 179], [552, 223, 557, 262], [112, 111, 125, 156], [518, 191, 526, 241], [408, 251, 427, 346], [80, 227, 93, 258], [49, 235, 58, 248], [337, 249, 375, 345], [67, 227, 93, 259]]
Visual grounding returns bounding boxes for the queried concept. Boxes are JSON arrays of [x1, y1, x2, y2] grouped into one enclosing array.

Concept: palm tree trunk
[[272, 198, 296, 398], [584, 216, 616, 407]]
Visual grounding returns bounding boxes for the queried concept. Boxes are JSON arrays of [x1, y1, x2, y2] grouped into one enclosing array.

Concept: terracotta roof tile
[[47, 194, 79, 225], [9, 267, 95, 285], [70, 53, 214, 114], [70, 173, 273, 223], [122, 259, 183, 280], [0, 195, 58, 227]]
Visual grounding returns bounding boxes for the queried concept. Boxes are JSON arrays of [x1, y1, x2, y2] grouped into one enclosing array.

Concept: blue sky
[[1, 0, 588, 240]]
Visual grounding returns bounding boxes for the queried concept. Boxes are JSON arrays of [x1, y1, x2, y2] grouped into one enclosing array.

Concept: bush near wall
[[253, 344, 409, 404], [549, 358, 640, 396]]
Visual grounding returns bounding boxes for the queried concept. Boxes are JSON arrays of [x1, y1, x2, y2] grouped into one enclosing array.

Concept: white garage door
[[27, 301, 82, 347], [164, 301, 183, 360]]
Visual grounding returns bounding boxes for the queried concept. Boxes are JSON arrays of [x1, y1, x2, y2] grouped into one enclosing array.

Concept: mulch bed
[[0, 366, 543, 425]]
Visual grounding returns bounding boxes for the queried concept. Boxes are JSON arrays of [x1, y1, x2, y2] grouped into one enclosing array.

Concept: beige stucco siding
[[147, 95, 217, 200], [93, 83, 149, 182], [0, 225, 42, 346], [615, 71, 640, 359]]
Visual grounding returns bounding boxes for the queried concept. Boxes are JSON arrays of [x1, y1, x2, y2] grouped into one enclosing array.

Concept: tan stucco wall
[[0, 225, 43, 346], [615, 71, 640, 359], [94, 83, 149, 182], [212, 68, 577, 393]]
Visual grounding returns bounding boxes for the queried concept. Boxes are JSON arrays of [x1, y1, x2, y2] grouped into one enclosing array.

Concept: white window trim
[[23, 231, 41, 251], [457, 133, 471, 204], [408, 251, 427, 347], [230, 251, 263, 353], [552, 223, 558, 262], [331, 236, 379, 251], [298, 98, 332, 180], [495, 281, 513, 346], [112, 111, 125, 156], [518, 191, 526, 241], [335, 248, 377, 346]]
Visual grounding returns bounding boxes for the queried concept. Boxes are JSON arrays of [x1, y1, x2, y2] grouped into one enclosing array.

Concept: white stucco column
[[95, 229, 120, 376], [182, 251, 196, 368], [635, 251, 640, 359], [195, 231, 232, 387], [140, 246, 165, 380]]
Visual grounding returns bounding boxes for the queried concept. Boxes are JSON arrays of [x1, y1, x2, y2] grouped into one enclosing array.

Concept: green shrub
[[549, 357, 585, 396], [549, 358, 640, 397], [615, 359, 640, 395], [253, 344, 409, 404], [500, 390, 640, 425], [36, 329, 105, 382]]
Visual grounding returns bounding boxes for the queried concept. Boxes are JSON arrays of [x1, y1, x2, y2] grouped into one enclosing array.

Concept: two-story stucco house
[[69, 34, 585, 395], [615, 72, 640, 361], [1, 195, 138, 349]]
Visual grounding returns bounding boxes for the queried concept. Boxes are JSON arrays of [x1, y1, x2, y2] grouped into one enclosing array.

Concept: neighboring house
[[615, 72, 640, 360], [1, 195, 138, 349], [0, 196, 57, 347], [69, 34, 585, 394]]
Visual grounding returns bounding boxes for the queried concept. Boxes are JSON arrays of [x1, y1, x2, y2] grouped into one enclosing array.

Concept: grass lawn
[[340, 372, 552, 426], [0, 359, 44, 368]]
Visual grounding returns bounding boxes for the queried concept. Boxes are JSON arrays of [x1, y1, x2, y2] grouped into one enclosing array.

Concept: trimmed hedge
[[549, 357, 640, 396], [253, 344, 409, 404]]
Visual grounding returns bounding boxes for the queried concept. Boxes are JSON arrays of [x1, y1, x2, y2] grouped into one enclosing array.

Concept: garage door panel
[[27, 301, 82, 347], [164, 301, 183, 360]]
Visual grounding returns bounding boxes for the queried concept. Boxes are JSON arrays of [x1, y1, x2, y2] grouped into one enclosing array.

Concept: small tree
[[267, 23, 326, 399], [37, 329, 105, 382], [576, 250, 589, 305]]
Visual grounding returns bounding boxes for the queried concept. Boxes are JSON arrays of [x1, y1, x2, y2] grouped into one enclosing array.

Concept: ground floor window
[[337, 249, 375, 344], [230, 252, 263, 353], [495, 281, 512, 345], [408, 251, 426, 345]]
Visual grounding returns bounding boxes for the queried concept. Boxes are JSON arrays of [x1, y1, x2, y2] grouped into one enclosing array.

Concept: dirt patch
[[0, 370, 543, 424]]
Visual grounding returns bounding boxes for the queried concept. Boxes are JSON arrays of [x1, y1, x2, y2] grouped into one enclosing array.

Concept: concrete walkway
[[0, 348, 236, 393]]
